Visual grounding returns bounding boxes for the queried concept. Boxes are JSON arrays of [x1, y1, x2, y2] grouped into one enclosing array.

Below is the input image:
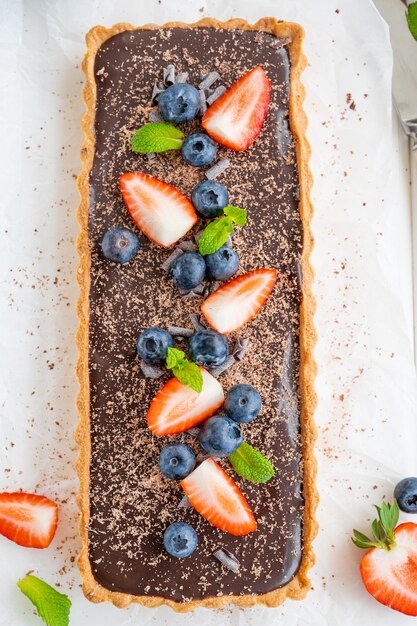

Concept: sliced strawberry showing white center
[[119, 172, 197, 248], [0, 492, 58, 549], [201, 268, 277, 334], [360, 522, 417, 616], [202, 66, 271, 151], [147, 367, 224, 436], [181, 458, 257, 536]]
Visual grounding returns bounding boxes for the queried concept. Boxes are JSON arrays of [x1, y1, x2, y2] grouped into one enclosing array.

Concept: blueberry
[[394, 477, 417, 513], [159, 443, 196, 480], [225, 384, 262, 423], [181, 133, 217, 167], [101, 227, 140, 263], [199, 415, 242, 457], [158, 83, 200, 123], [191, 180, 229, 218], [189, 330, 229, 368], [171, 252, 206, 290], [205, 245, 239, 281], [137, 327, 173, 365], [163, 522, 198, 558]]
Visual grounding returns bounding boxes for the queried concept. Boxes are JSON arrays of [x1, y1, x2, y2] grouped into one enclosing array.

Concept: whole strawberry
[[352, 501, 417, 616]]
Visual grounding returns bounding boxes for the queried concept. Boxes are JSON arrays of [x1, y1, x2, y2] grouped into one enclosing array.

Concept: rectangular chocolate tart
[[76, 18, 317, 611]]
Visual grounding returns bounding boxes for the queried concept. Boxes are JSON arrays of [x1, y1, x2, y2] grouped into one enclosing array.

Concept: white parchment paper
[[1, 0, 417, 625]]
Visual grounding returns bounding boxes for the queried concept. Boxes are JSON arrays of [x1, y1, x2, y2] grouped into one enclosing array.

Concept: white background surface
[[1, 0, 417, 625]]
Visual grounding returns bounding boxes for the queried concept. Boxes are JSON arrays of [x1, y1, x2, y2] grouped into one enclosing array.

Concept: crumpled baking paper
[[1, 0, 417, 625]]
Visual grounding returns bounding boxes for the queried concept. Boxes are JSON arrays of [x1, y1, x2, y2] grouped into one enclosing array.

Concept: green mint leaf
[[406, 2, 417, 41], [224, 206, 247, 227], [198, 217, 234, 255], [351, 530, 378, 550], [131, 122, 184, 154], [17, 575, 71, 626], [173, 362, 203, 393], [166, 347, 203, 393], [228, 442, 274, 484], [166, 347, 187, 370]]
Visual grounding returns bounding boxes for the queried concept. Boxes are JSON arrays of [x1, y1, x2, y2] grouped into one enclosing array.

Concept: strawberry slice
[[181, 458, 256, 536], [201, 268, 277, 334], [0, 492, 58, 549], [202, 66, 271, 151], [147, 367, 224, 436], [353, 502, 417, 616], [119, 172, 197, 248]]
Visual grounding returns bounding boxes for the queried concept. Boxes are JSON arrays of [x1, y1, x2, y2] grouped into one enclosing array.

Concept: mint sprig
[[166, 347, 203, 393], [407, 2, 417, 41], [228, 442, 274, 484], [352, 501, 399, 551], [17, 575, 71, 626], [131, 122, 184, 154], [198, 206, 247, 256]]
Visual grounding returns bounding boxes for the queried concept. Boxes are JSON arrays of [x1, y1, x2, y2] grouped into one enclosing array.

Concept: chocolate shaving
[[193, 229, 204, 243], [175, 71, 189, 84], [184, 427, 200, 437], [139, 360, 165, 379], [151, 82, 165, 104], [147, 152, 156, 162], [161, 248, 183, 272], [199, 70, 220, 91], [205, 158, 230, 180], [178, 495, 191, 509], [269, 37, 291, 49], [168, 326, 194, 338], [209, 280, 222, 294], [233, 335, 250, 361], [149, 110, 163, 123], [163, 64, 176, 86], [178, 283, 205, 298], [206, 85, 226, 105], [177, 240, 196, 252], [210, 355, 236, 377], [196, 452, 221, 463], [190, 313, 207, 332], [198, 89, 207, 115], [213, 548, 240, 574]]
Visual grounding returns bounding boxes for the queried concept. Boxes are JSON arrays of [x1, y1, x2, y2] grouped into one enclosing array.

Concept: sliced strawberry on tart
[[0, 492, 58, 549], [120, 172, 197, 247], [181, 458, 257, 536], [202, 66, 271, 151], [201, 268, 277, 334], [147, 367, 224, 436]]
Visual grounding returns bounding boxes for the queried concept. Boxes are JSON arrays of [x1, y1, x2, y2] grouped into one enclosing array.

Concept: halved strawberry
[[147, 367, 224, 436], [119, 172, 197, 248], [201, 268, 277, 334], [0, 492, 58, 549], [181, 458, 257, 536], [353, 502, 417, 616], [202, 66, 271, 151]]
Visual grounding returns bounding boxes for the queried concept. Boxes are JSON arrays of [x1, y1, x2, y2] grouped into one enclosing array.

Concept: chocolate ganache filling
[[88, 26, 303, 602]]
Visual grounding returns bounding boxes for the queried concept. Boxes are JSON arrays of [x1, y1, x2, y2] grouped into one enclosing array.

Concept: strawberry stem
[[352, 500, 399, 551]]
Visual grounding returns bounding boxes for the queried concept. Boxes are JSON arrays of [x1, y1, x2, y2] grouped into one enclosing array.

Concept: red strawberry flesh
[[147, 367, 224, 436], [360, 522, 417, 616], [0, 492, 58, 549], [202, 66, 271, 151], [181, 458, 257, 536], [201, 268, 277, 334], [120, 172, 197, 248]]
